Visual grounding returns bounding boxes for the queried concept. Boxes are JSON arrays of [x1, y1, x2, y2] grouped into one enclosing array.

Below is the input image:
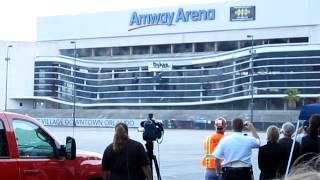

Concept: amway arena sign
[[129, 8, 215, 31]]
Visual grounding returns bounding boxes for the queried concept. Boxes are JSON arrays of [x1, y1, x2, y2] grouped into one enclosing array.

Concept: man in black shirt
[[301, 114, 320, 161], [278, 122, 300, 176], [102, 123, 152, 180]]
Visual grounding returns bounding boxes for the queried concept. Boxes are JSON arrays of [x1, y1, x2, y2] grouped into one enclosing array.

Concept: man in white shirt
[[213, 118, 260, 180]]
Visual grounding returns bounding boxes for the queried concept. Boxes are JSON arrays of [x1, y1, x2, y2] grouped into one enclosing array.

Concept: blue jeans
[[205, 168, 222, 180]]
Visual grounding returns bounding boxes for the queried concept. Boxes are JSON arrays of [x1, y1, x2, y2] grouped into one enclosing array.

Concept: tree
[[285, 88, 300, 109]]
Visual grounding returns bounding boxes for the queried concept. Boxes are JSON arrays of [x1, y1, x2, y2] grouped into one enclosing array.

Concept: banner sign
[[37, 118, 143, 128], [148, 62, 172, 71], [38, 118, 218, 130], [230, 6, 255, 21]]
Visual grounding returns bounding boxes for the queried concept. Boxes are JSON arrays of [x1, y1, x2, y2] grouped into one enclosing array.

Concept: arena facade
[[0, 0, 319, 118]]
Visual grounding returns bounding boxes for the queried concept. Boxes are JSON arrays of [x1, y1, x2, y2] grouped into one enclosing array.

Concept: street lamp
[[247, 35, 254, 123], [70, 41, 77, 127], [4, 45, 13, 112]]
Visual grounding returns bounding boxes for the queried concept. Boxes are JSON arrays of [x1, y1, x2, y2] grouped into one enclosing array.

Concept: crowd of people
[[202, 115, 320, 180], [98, 115, 319, 180]]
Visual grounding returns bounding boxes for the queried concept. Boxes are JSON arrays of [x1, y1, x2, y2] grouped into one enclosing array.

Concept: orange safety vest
[[201, 133, 224, 169]]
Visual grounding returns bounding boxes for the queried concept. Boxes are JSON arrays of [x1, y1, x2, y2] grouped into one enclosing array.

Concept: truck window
[[12, 120, 55, 158], [0, 120, 9, 158]]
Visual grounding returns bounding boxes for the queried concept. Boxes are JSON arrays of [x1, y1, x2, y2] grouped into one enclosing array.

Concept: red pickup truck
[[0, 112, 102, 180]]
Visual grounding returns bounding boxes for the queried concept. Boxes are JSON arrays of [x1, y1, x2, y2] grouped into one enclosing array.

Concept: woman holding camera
[[102, 123, 152, 180]]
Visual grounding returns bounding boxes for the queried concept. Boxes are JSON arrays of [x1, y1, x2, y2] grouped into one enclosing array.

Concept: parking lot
[[48, 126, 268, 180]]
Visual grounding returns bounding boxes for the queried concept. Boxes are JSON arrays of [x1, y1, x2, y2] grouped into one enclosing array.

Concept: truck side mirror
[[65, 136, 76, 160]]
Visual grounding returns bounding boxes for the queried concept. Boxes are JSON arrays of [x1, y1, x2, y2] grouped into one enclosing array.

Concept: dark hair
[[232, 118, 244, 132], [113, 123, 129, 152], [309, 114, 320, 137]]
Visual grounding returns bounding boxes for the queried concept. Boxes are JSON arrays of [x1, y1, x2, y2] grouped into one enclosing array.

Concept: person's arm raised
[[244, 121, 259, 139]]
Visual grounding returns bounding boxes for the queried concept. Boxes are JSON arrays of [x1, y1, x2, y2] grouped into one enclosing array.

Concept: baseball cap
[[215, 117, 227, 128], [282, 122, 295, 136]]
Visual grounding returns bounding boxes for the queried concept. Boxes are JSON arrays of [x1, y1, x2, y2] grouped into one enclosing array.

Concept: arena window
[[132, 46, 150, 55], [152, 44, 171, 54], [289, 37, 308, 43], [59, 49, 74, 57], [195, 42, 215, 52], [268, 38, 288, 44], [173, 43, 192, 53], [78, 48, 92, 57], [94, 48, 111, 56], [113, 47, 130, 56], [217, 41, 238, 51]]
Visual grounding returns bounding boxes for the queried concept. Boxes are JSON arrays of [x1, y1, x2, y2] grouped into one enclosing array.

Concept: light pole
[[70, 41, 77, 127], [4, 45, 13, 112], [247, 35, 254, 123]]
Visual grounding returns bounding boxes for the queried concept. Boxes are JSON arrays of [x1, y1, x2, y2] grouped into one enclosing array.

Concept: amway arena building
[[1, 0, 320, 123]]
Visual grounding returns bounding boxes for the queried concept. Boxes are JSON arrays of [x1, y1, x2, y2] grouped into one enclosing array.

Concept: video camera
[[140, 113, 164, 142]]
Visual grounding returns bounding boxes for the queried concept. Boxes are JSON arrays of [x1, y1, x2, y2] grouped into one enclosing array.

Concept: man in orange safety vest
[[202, 117, 227, 180]]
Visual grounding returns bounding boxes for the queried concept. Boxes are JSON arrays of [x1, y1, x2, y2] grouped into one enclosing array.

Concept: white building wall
[[37, 0, 320, 42], [0, 41, 36, 110], [35, 0, 320, 57], [309, 25, 320, 43]]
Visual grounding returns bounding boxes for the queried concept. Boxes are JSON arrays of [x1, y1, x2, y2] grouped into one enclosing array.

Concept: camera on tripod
[[140, 113, 164, 142], [139, 113, 163, 180]]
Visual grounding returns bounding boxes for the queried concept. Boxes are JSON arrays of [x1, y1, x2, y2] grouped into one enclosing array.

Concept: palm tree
[[285, 88, 300, 109]]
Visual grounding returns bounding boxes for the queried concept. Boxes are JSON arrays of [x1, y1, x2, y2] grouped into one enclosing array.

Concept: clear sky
[[0, 0, 234, 42]]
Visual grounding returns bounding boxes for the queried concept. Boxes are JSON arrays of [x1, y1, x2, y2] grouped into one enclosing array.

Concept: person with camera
[[102, 123, 152, 180], [213, 118, 260, 180], [202, 117, 227, 180]]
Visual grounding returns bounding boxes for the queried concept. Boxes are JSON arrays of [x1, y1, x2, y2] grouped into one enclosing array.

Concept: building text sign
[[148, 62, 172, 72], [129, 8, 215, 31], [38, 118, 142, 128]]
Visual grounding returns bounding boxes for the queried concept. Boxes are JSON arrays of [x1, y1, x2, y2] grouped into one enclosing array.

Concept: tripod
[[145, 141, 161, 180]]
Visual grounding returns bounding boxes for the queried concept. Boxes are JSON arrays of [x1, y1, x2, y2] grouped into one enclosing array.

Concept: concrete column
[[192, 43, 195, 53], [214, 42, 218, 52], [237, 41, 241, 49], [91, 48, 95, 57], [232, 61, 236, 93]]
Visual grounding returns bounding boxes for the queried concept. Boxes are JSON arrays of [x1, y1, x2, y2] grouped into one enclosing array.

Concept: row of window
[[60, 37, 308, 58], [35, 49, 320, 105], [33, 86, 320, 104], [35, 56, 320, 84], [34, 74, 320, 92]]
